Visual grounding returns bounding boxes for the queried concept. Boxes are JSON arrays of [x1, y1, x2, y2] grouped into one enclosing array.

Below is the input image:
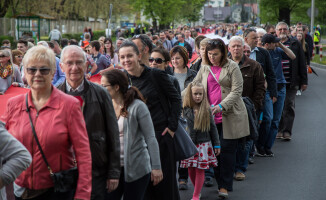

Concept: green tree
[[131, 0, 208, 30], [178, 0, 206, 25], [260, 0, 310, 25], [131, 0, 185, 30]]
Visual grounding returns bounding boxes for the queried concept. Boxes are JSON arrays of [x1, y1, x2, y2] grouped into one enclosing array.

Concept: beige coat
[[193, 59, 250, 139]]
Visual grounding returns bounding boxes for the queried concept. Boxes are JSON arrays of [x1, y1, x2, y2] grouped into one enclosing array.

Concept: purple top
[[207, 66, 222, 124]]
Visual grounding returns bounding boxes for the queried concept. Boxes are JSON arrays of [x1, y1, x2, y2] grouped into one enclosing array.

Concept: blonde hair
[[200, 38, 211, 65], [22, 45, 56, 71], [183, 81, 211, 132], [0, 49, 14, 67]]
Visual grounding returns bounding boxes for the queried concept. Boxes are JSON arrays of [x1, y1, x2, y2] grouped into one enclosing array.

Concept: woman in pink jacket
[[1, 46, 92, 200]]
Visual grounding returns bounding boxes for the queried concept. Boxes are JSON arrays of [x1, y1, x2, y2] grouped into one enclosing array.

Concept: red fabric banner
[[0, 86, 30, 117]]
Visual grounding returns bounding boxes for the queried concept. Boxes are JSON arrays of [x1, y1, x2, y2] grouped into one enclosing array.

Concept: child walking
[[181, 81, 221, 200]]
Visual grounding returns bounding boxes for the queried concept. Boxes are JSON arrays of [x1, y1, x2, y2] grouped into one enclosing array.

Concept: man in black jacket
[[243, 28, 277, 158], [276, 22, 308, 141], [174, 33, 193, 59], [58, 45, 120, 200]]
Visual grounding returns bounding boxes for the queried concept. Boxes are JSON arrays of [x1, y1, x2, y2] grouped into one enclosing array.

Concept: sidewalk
[[311, 62, 326, 69]]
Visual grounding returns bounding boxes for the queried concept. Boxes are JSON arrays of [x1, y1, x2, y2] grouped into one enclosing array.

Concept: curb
[[311, 62, 326, 70]]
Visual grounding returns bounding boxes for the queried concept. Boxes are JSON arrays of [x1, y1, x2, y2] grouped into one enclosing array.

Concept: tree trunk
[[279, 7, 291, 25], [0, 0, 10, 17]]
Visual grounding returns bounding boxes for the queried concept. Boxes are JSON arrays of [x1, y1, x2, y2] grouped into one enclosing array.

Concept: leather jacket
[[58, 79, 120, 179]]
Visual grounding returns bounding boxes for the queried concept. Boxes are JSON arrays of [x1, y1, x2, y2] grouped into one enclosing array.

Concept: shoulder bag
[[150, 70, 198, 161], [25, 94, 78, 193]]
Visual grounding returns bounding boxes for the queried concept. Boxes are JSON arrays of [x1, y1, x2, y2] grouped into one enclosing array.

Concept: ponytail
[[120, 86, 146, 117]]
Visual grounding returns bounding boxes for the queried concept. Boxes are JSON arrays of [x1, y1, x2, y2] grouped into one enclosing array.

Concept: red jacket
[[1, 87, 92, 200]]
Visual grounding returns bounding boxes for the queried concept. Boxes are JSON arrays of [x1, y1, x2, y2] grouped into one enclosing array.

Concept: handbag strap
[[25, 94, 53, 175], [207, 66, 219, 84]]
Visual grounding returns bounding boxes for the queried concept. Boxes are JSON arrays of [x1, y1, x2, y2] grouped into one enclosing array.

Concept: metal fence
[[0, 17, 108, 39], [0, 18, 16, 37]]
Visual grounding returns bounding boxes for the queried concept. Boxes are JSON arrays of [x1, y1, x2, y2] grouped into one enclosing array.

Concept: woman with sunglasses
[[1, 45, 92, 200], [119, 41, 181, 200], [83, 44, 98, 79], [101, 69, 163, 200], [193, 39, 249, 199], [12, 49, 24, 69], [170, 46, 197, 92], [149, 47, 181, 94], [0, 49, 24, 94]]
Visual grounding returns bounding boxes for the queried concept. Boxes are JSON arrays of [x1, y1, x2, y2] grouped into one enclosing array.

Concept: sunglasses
[[0, 55, 7, 58], [26, 67, 51, 75], [208, 40, 223, 46], [149, 57, 165, 64], [269, 32, 276, 35]]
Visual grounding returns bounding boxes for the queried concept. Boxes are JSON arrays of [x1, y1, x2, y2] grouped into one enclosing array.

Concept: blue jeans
[[257, 87, 286, 150], [266, 86, 286, 149], [257, 91, 273, 149], [205, 167, 214, 178], [235, 139, 253, 173]]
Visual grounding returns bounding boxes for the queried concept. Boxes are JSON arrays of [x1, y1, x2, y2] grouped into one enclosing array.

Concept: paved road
[[180, 67, 326, 200]]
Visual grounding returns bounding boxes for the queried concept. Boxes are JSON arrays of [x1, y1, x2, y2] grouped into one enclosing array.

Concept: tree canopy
[[1, 0, 132, 21], [260, 0, 326, 26], [130, 0, 206, 29]]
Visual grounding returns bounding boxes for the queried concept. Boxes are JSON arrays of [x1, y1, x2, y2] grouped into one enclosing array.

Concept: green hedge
[[60, 30, 116, 42], [0, 36, 15, 47]]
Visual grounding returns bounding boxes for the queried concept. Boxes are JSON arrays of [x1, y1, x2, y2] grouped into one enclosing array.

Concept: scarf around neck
[[0, 64, 13, 79]]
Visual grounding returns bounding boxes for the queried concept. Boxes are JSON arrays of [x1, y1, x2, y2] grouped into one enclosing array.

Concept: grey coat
[[123, 99, 161, 182], [0, 121, 31, 200]]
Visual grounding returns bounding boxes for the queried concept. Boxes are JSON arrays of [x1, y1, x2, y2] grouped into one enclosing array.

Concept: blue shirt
[[250, 47, 259, 61], [52, 57, 65, 87], [92, 53, 111, 75], [268, 47, 287, 84]]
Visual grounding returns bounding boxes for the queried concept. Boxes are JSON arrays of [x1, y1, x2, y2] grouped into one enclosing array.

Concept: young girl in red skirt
[[181, 81, 220, 200]]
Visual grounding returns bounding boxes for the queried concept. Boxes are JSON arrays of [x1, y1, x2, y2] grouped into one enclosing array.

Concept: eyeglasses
[[102, 84, 112, 87], [15, 55, 23, 58], [278, 28, 288, 31], [62, 60, 85, 67], [26, 67, 51, 75], [149, 57, 165, 64]]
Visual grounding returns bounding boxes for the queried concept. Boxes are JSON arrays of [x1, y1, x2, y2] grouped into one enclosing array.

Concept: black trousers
[[178, 165, 189, 181], [279, 85, 298, 135], [91, 175, 107, 200], [213, 123, 238, 191], [15, 188, 74, 200], [107, 168, 150, 200], [315, 42, 320, 54], [145, 132, 180, 200]]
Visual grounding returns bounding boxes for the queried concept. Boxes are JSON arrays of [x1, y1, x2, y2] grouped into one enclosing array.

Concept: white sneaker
[[296, 90, 302, 96]]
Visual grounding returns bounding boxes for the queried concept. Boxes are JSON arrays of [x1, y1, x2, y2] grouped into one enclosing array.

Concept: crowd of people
[[0, 20, 315, 200]]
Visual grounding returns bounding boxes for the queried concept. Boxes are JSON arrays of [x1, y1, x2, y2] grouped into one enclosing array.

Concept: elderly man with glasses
[[58, 45, 121, 200], [275, 22, 308, 141]]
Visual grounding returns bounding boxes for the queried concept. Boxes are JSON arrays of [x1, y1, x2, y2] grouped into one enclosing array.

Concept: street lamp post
[[310, 0, 315, 36]]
